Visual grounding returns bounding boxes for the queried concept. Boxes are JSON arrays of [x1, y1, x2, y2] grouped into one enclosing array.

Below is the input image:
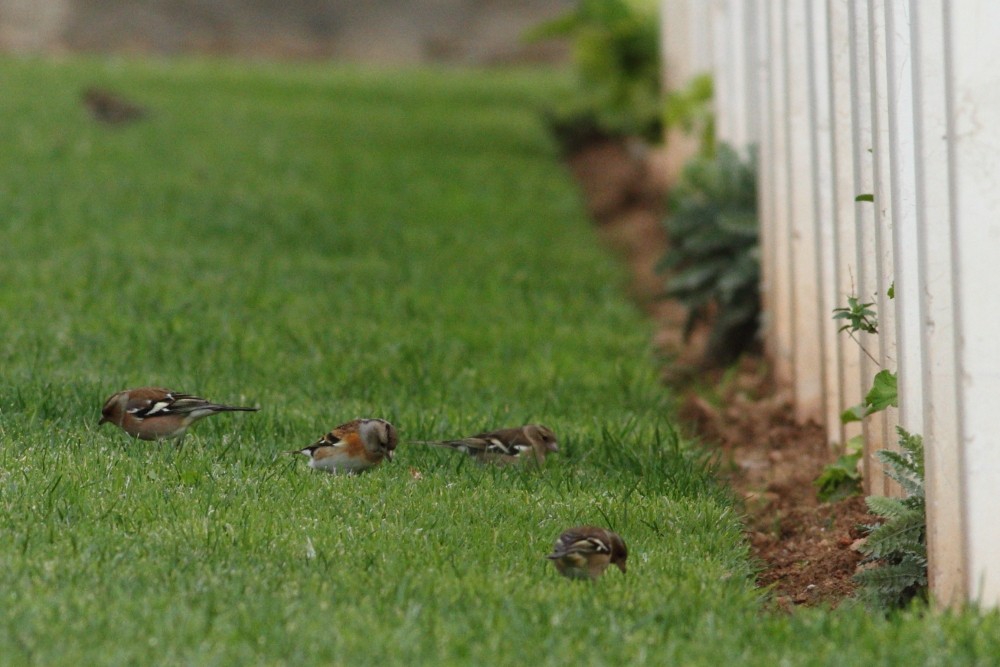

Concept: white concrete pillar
[[786, 0, 826, 423], [808, 0, 841, 446], [827, 0, 864, 451], [765, 2, 795, 388], [946, 0, 1000, 609]]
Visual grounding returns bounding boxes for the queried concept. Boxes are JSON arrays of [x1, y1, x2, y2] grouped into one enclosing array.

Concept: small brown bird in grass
[[99, 387, 258, 444], [286, 419, 398, 475], [547, 526, 628, 580], [81, 86, 147, 125], [408, 424, 558, 466]]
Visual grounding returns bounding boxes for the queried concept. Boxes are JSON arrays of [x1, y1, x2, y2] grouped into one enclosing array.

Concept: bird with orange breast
[[287, 418, 398, 475]]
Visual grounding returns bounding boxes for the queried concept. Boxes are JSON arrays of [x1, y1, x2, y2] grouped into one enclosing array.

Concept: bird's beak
[[385, 449, 394, 462], [98, 416, 108, 426], [617, 561, 627, 574], [548, 442, 560, 452]]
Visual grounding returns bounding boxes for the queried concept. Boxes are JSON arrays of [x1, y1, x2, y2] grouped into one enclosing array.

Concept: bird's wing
[[549, 529, 612, 558]]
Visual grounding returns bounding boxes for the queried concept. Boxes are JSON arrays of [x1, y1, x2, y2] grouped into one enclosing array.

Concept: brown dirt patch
[[675, 362, 873, 609], [566, 140, 874, 609]]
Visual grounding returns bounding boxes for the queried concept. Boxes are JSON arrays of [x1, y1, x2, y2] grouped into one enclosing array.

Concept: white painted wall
[[662, 0, 1000, 608], [912, 0, 964, 611], [946, 0, 1000, 608]]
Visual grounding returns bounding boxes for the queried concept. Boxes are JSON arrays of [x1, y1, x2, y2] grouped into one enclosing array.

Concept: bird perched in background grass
[[99, 387, 258, 444], [408, 424, 558, 465], [547, 526, 628, 580], [286, 419, 398, 475], [81, 87, 148, 125]]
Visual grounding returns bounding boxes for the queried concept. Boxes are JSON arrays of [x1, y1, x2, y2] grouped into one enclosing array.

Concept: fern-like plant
[[657, 143, 760, 366], [854, 427, 928, 610]]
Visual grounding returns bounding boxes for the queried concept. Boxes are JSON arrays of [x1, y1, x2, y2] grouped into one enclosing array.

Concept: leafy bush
[[831, 263, 926, 609], [814, 436, 863, 502], [834, 291, 899, 424], [832, 295, 878, 336], [663, 73, 715, 158], [841, 369, 898, 424], [855, 428, 928, 610], [527, 0, 662, 150], [658, 143, 760, 366]]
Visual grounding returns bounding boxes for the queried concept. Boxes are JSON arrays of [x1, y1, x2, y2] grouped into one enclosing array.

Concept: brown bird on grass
[[99, 387, 258, 444], [409, 424, 558, 466], [547, 526, 628, 580], [81, 87, 147, 125]]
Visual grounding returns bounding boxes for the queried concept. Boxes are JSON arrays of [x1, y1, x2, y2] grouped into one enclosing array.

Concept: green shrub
[[658, 143, 760, 366], [663, 73, 715, 158], [855, 428, 928, 610], [527, 0, 662, 149], [841, 368, 898, 424], [814, 436, 864, 502]]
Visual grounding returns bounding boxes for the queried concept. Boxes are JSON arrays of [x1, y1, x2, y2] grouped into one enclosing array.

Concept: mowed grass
[[0, 58, 998, 666]]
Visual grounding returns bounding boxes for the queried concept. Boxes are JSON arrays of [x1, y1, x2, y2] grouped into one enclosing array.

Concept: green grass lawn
[[0, 57, 998, 666]]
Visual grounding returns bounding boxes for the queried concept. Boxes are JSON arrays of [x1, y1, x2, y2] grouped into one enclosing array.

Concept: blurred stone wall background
[[0, 0, 572, 63]]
